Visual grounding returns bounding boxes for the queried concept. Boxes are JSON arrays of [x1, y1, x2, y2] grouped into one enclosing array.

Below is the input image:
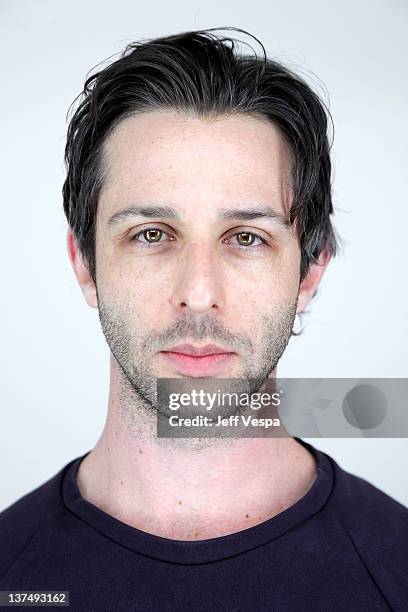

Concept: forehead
[[98, 110, 293, 218]]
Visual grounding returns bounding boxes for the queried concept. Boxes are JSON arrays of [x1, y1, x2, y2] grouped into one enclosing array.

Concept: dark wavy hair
[[62, 27, 341, 330]]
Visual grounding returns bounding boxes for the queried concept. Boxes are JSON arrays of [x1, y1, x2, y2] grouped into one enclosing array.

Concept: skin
[[67, 110, 330, 540]]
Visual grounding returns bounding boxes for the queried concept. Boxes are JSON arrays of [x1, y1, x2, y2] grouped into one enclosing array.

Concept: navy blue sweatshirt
[[1, 438, 407, 611]]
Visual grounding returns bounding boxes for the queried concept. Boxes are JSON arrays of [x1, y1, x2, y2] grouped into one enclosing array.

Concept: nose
[[169, 243, 226, 315]]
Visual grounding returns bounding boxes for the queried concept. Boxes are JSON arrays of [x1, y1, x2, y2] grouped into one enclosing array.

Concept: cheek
[[227, 288, 290, 330], [268, 244, 301, 299], [110, 266, 172, 327], [95, 232, 167, 292], [228, 249, 300, 311]]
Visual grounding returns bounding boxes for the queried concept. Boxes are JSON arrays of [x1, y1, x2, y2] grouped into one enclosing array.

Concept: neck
[[76, 359, 317, 541]]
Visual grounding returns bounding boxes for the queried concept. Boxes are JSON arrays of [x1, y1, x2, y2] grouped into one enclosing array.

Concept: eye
[[131, 227, 174, 245], [228, 231, 268, 249], [129, 227, 269, 251]]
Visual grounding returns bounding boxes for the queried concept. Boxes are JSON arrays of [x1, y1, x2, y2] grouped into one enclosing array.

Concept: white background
[[1, 0, 407, 511]]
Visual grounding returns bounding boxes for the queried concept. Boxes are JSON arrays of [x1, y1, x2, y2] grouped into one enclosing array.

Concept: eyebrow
[[107, 204, 291, 231]]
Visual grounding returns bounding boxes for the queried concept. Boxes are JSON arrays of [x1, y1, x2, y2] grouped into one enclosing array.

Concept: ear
[[67, 229, 98, 309], [296, 249, 331, 313]]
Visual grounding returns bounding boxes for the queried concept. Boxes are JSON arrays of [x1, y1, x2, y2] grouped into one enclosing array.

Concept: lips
[[160, 344, 235, 376], [162, 343, 232, 357]]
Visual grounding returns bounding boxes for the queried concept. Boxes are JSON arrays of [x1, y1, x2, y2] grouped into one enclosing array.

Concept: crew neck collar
[[62, 437, 334, 565]]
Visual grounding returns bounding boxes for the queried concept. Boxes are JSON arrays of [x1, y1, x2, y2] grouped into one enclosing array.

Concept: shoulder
[[0, 460, 73, 583], [326, 451, 408, 532], [323, 450, 408, 605]]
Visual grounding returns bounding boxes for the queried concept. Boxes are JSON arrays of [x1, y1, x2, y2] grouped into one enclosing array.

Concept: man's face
[[93, 111, 301, 406]]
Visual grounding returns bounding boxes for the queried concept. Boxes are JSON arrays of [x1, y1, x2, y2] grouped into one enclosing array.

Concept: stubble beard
[[96, 286, 298, 424]]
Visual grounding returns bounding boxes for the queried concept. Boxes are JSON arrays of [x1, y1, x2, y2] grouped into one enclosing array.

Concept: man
[[1, 28, 407, 611]]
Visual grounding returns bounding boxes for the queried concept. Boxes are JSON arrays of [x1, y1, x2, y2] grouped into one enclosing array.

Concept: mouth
[[160, 344, 236, 376]]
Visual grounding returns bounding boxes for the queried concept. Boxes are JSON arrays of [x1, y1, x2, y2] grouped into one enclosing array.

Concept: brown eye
[[143, 228, 162, 242], [227, 231, 268, 251], [236, 232, 256, 246], [131, 226, 175, 247]]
